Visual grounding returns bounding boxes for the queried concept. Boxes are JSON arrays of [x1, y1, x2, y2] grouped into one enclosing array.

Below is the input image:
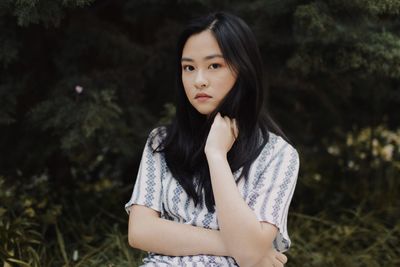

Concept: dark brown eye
[[209, 63, 221, 69], [183, 65, 194, 72]]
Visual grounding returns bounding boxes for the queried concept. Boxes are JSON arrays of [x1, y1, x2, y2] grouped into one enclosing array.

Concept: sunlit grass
[[287, 208, 400, 267]]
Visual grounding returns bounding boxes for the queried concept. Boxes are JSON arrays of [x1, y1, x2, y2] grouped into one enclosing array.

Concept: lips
[[195, 93, 211, 99]]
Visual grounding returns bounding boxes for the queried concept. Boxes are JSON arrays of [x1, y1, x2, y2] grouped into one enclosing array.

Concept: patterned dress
[[125, 127, 300, 266]]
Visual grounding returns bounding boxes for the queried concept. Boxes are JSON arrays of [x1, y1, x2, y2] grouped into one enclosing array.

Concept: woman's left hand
[[252, 249, 288, 267], [205, 112, 239, 156]]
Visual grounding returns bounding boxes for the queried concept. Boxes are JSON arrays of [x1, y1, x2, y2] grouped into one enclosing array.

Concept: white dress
[[125, 127, 300, 266]]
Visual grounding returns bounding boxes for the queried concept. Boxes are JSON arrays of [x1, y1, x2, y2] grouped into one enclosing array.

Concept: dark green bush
[[0, 0, 399, 266]]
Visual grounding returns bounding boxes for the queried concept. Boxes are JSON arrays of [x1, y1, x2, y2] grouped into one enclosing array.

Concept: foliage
[[0, 0, 399, 266], [0, 173, 146, 266], [288, 209, 400, 267], [0, 174, 59, 266], [289, 125, 400, 266]]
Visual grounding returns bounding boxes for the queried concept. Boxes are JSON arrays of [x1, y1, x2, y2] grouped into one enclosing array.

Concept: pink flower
[[75, 85, 83, 94]]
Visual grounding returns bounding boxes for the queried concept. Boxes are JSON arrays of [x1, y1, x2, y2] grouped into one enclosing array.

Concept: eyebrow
[[181, 54, 224, 62]]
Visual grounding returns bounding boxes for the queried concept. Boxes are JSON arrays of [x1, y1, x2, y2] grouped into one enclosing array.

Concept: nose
[[194, 70, 209, 89]]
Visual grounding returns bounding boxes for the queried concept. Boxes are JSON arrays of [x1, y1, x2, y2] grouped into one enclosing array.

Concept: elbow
[[127, 209, 148, 249], [235, 223, 278, 266], [127, 217, 156, 250], [234, 251, 265, 267], [128, 227, 148, 250], [228, 223, 278, 266], [128, 221, 145, 249], [230, 237, 273, 267], [128, 233, 137, 248], [127, 205, 161, 250]]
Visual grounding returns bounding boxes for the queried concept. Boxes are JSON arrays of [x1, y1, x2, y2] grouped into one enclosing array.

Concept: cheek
[[182, 75, 191, 90], [216, 73, 236, 93], [182, 76, 192, 97]]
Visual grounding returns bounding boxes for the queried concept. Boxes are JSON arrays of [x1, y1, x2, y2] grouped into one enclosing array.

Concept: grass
[[287, 208, 400, 266], [1, 176, 399, 266]]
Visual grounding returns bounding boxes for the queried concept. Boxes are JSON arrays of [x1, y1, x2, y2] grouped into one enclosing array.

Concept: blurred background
[[0, 0, 399, 266]]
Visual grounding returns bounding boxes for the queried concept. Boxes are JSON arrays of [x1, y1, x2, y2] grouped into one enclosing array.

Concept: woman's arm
[[128, 204, 231, 257], [206, 153, 277, 267], [128, 205, 287, 266], [204, 114, 279, 267]]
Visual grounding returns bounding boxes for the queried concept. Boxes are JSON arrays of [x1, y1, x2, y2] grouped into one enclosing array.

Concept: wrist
[[205, 149, 227, 160]]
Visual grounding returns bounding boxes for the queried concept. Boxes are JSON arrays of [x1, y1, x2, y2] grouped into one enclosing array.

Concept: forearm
[[129, 214, 230, 257], [206, 153, 272, 264]]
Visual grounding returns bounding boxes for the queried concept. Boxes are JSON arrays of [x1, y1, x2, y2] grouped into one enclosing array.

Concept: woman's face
[[181, 30, 237, 116]]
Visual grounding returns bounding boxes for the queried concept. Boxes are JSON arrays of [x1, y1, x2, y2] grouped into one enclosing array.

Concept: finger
[[232, 118, 239, 138], [223, 115, 231, 127], [230, 126, 236, 140], [217, 113, 226, 123], [273, 259, 284, 267], [230, 119, 237, 139], [223, 117, 235, 137], [275, 252, 287, 264]]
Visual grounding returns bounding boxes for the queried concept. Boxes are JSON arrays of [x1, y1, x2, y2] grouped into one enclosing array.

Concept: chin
[[195, 108, 212, 116], [198, 111, 211, 116]]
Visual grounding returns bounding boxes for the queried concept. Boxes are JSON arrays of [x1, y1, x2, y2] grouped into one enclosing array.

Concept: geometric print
[[125, 127, 300, 266]]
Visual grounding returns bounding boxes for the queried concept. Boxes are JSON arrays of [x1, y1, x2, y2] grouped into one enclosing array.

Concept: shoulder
[[260, 132, 300, 166], [149, 126, 167, 140], [271, 132, 298, 156], [147, 126, 167, 150]]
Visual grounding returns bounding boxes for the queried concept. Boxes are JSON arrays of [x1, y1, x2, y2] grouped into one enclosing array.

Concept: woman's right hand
[[251, 248, 288, 267]]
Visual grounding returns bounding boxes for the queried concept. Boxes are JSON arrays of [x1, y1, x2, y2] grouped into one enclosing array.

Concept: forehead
[[182, 30, 222, 59]]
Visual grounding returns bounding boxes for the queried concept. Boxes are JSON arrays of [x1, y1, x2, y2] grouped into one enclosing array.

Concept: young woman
[[125, 11, 300, 267]]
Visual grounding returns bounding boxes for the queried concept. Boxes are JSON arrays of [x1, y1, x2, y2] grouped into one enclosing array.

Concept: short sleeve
[[248, 138, 300, 252], [124, 127, 165, 215]]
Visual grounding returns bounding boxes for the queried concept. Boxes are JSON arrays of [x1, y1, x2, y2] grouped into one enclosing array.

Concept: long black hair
[[152, 11, 289, 213]]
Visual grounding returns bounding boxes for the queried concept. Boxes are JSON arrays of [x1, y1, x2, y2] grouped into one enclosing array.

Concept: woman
[[125, 11, 300, 267]]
